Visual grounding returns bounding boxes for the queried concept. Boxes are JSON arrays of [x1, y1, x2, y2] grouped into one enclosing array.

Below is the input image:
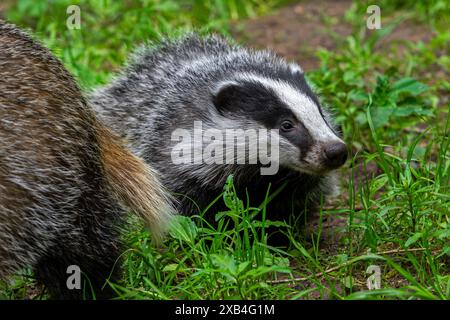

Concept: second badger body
[[92, 34, 347, 226], [0, 21, 172, 299]]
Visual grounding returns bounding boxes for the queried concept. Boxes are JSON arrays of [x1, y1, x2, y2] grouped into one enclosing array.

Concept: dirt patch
[[232, 0, 353, 71], [0, 1, 14, 20], [233, 0, 435, 72], [376, 18, 435, 48]]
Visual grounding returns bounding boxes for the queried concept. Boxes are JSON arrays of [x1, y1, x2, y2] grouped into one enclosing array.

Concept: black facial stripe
[[271, 67, 316, 101], [214, 80, 295, 128], [213, 79, 314, 158], [295, 120, 313, 159]]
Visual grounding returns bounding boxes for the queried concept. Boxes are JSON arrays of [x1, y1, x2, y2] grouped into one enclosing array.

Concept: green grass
[[4, 0, 286, 88], [1, 0, 448, 300]]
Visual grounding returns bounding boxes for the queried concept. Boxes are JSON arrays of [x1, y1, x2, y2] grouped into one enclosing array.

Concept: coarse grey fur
[[0, 21, 172, 299], [92, 33, 346, 233]]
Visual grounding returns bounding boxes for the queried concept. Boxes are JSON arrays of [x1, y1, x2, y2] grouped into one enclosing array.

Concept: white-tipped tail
[[96, 121, 174, 242]]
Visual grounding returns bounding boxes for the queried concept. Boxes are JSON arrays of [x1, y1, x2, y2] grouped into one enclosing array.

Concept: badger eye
[[280, 121, 294, 132]]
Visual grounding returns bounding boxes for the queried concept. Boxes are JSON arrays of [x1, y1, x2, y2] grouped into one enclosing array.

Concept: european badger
[[92, 34, 347, 233], [0, 21, 172, 299]]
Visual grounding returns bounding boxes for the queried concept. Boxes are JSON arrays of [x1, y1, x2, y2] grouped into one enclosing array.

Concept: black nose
[[323, 142, 348, 169]]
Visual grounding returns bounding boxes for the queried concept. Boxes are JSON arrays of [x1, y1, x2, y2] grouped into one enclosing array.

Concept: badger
[[0, 21, 173, 299], [92, 34, 347, 235]]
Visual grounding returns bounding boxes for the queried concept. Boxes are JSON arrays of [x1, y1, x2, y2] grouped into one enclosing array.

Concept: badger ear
[[211, 80, 246, 114], [289, 63, 303, 75]]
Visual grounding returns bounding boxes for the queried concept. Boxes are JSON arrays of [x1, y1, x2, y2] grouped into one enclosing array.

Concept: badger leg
[[34, 235, 122, 300], [33, 199, 125, 300]]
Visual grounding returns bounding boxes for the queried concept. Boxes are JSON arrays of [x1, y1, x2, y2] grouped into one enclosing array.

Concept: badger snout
[[322, 142, 348, 169]]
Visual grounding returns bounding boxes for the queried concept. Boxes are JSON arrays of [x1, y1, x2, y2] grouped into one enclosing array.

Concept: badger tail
[[95, 121, 174, 242]]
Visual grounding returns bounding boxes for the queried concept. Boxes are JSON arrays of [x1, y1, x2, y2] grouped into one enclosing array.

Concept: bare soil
[[232, 0, 434, 71], [232, 0, 353, 71]]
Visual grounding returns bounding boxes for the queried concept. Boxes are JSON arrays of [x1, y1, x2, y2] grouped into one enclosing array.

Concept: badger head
[[210, 67, 347, 177]]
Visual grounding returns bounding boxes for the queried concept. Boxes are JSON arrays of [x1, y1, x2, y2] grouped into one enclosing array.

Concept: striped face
[[212, 70, 347, 176]]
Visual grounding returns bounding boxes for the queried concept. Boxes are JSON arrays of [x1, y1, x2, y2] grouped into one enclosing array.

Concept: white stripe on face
[[236, 73, 343, 145]]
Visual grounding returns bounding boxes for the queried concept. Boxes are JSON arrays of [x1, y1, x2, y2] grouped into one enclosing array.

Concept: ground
[[233, 1, 434, 70]]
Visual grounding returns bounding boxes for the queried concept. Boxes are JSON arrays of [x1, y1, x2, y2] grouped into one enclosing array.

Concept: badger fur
[[92, 34, 347, 233], [0, 21, 173, 299]]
